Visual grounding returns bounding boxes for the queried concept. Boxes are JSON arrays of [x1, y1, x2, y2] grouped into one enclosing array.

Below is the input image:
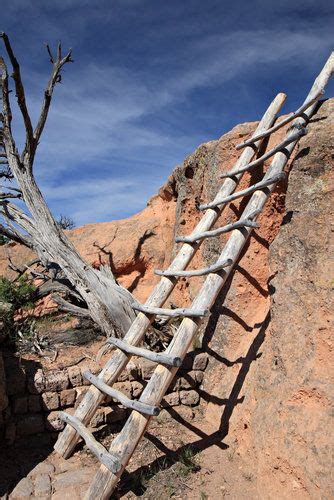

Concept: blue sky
[[1, 0, 333, 226]]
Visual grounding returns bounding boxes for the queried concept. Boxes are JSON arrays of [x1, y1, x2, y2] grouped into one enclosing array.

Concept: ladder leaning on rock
[[54, 52, 334, 499]]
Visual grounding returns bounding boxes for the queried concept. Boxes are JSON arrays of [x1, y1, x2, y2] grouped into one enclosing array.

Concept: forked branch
[[33, 43, 73, 156], [0, 32, 33, 158]]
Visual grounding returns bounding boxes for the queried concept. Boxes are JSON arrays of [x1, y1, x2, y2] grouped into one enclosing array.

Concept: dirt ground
[[1, 400, 260, 500]]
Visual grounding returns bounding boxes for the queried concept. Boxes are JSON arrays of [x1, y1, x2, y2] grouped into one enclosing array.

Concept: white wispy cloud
[[2, 3, 333, 225]]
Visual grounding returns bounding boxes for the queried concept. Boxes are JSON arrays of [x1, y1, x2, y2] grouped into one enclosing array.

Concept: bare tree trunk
[[0, 34, 136, 337]]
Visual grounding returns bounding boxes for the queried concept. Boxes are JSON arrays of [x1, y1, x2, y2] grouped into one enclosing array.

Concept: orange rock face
[[0, 112, 289, 310], [0, 99, 332, 498]]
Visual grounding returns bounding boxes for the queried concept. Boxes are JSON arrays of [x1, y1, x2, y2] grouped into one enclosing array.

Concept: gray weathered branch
[[0, 33, 34, 159], [52, 294, 90, 318], [33, 44, 73, 162]]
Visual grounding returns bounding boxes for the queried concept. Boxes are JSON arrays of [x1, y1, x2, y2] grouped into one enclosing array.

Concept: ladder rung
[[235, 88, 323, 150], [154, 258, 233, 277], [132, 303, 209, 318], [221, 128, 305, 178], [199, 172, 286, 210], [107, 337, 182, 367], [176, 219, 258, 244], [83, 371, 160, 416], [58, 412, 121, 473]]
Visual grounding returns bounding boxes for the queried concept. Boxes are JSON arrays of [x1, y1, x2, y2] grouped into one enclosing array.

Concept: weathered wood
[[58, 412, 120, 473], [236, 88, 324, 150], [154, 259, 233, 277], [0, 35, 137, 339], [176, 219, 258, 243], [83, 371, 160, 416], [106, 337, 182, 367], [132, 303, 209, 318], [221, 128, 305, 178], [52, 295, 91, 318], [85, 52, 334, 500], [55, 93, 286, 458], [199, 172, 286, 210]]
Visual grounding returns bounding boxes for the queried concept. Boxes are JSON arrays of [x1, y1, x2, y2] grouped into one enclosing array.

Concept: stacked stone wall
[[0, 349, 208, 442]]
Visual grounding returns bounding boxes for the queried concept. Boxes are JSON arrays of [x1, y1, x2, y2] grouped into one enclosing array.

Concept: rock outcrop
[[0, 98, 332, 498], [198, 98, 333, 499]]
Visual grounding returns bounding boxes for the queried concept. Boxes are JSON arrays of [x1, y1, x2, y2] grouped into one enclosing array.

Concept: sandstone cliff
[[0, 98, 332, 499]]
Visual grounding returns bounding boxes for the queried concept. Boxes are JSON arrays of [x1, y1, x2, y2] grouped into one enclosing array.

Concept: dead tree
[[0, 33, 137, 337]]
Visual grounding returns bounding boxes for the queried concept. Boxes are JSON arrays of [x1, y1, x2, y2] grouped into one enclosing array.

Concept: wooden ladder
[[54, 53, 334, 499]]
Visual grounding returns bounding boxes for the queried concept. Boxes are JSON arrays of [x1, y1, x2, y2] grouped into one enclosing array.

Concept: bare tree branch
[[33, 43, 73, 157], [52, 294, 90, 318], [0, 56, 18, 163], [0, 201, 35, 234], [0, 33, 34, 159], [0, 221, 32, 247]]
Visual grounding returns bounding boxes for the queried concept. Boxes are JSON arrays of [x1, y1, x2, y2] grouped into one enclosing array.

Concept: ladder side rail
[[54, 93, 286, 459]]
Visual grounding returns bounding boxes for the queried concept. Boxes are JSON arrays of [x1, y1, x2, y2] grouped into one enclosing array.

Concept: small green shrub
[[178, 447, 199, 476], [0, 275, 36, 309], [0, 235, 10, 245]]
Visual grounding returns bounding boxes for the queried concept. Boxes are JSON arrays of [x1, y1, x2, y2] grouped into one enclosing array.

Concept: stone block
[[28, 461, 55, 478], [131, 380, 145, 398], [60, 388, 76, 408], [161, 392, 180, 407], [27, 369, 45, 394], [17, 413, 44, 436], [5, 359, 26, 396], [67, 366, 82, 387], [53, 468, 94, 491], [13, 395, 28, 414], [5, 422, 16, 443], [139, 358, 156, 379], [117, 361, 139, 382], [34, 473, 51, 497], [192, 352, 208, 371], [44, 370, 69, 392], [45, 411, 65, 431], [113, 381, 132, 398], [178, 370, 204, 389], [10, 477, 33, 498], [179, 390, 200, 407], [42, 391, 59, 411], [28, 394, 41, 412]]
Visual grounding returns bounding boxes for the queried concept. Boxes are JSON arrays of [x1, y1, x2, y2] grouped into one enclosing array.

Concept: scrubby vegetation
[[0, 276, 36, 309]]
